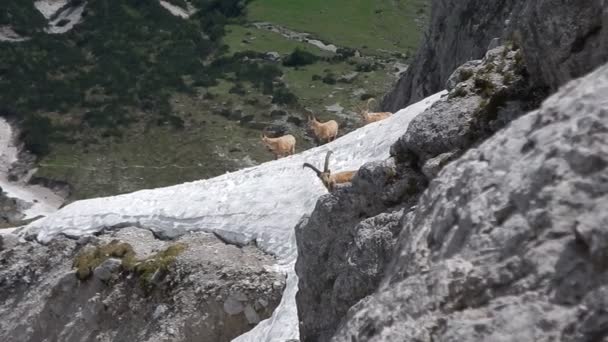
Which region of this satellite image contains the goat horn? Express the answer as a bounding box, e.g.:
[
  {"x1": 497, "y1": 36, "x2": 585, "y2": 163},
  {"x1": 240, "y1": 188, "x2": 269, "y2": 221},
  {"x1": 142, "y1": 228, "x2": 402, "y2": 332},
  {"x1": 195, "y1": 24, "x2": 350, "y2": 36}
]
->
[
  {"x1": 303, "y1": 163, "x2": 322, "y2": 177},
  {"x1": 366, "y1": 98, "x2": 377, "y2": 111},
  {"x1": 324, "y1": 150, "x2": 333, "y2": 172}
]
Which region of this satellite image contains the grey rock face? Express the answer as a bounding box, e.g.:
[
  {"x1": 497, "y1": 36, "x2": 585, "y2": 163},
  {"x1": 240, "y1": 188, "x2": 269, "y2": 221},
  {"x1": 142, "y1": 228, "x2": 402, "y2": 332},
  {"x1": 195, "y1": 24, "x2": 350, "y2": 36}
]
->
[
  {"x1": 295, "y1": 159, "x2": 426, "y2": 342},
  {"x1": 0, "y1": 227, "x2": 285, "y2": 342},
  {"x1": 332, "y1": 63, "x2": 608, "y2": 341},
  {"x1": 392, "y1": 45, "x2": 535, "y2": 171},
  {"x1": 0, "y1": 189, "x2": 24, "y2": 225},
  {"x1": 93, "y1": 258, "x2": 122, "y2": 282},
  {"x1": 296, "y1": 45, "x2": 540, "y2": 342},
  {"x1": 0, "y1": 232, "x2": 20, "y2": 251},
  {"x1": 382, "y1": 0, "x2": 608, "y2": 111}
]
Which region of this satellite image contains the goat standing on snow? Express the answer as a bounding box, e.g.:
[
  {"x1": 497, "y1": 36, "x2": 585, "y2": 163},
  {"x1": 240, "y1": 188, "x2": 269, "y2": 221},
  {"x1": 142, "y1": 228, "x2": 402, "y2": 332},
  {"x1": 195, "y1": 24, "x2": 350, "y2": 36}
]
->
[
  {"x1": 359, "y1": 98, "x2": 392, "y2": 124},
  {"x1": 261, "y1": 134, "x2": 296, "y2": 159},
  {"x1": 307, "y1": 116, "x2": 338, "y2": 144},
  {"x1": 303, "y1": 151, "x2": 355, "y2": 191}
]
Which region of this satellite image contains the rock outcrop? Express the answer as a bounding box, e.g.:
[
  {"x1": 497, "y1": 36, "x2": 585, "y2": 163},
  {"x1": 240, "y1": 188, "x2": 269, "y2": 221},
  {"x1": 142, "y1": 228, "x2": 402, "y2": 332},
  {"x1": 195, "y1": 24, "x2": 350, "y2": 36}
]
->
[
  {"x1": 332, "y1": 61, "x2": 608, "y2": 342},
  {"x1": 295, "y1": 43, "x2": 538, "y2": 342},
  {"x1": 0, "y1": 227, "x2": 285, "y2": 342},
  {"x1": 297, "y1": 2, "x2": 608, "y2": 339},
  {"x1": 295, "y1": 159, "x2": 426, "y2": 342},
  {"x1": 0, "y1": 189, "x2": 23, "y2": 225},
  {"x1": 382, "y1": 0, "x2": 608, "y2": 111}
]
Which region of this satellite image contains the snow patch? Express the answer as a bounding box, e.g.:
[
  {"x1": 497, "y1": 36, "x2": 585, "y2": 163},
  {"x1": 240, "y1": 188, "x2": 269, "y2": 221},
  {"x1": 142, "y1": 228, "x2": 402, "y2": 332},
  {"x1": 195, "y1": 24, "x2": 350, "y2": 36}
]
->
[
  {"x1": 253, "y1": 22, "x2": 338, "y2": 53},
  {"x1": 0, "y1": 26, "x2": 29, "y2": 42},
  {"x1": 34, "y1": 0, "x2": 69, "y2": 20},
  {"x1": 0, "y1": 118, "x2": 64, "y2": 219},
  {"x1": 34, "y1": 0, "x2": 86, "y2": 34},
  {"x1": 45, "y1": 2, "x2": 87, "y2": 34},
  {"x1": 24, "y1": 91, "x2": 446, "y2": 341},
  {"x1": 158, "y1": 0, "x2": 197, "y2": 19}
]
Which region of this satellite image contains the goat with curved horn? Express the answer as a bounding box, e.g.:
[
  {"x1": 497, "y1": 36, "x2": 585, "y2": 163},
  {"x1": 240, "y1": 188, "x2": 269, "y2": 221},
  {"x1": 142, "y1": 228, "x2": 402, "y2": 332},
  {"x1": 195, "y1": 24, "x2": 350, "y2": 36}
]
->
[
  {"x1": 302, "y1": 163, "x2": 322, "y2": 177},
  {"x1": 324, "y1": 150, "x2": 333, "y2": 172},
  {"x1": 359, "y1": 97, "x2": 392, "y2": 125},
  {"x1": 302, "y1": 151, "x2": 356, "y2": 191}
]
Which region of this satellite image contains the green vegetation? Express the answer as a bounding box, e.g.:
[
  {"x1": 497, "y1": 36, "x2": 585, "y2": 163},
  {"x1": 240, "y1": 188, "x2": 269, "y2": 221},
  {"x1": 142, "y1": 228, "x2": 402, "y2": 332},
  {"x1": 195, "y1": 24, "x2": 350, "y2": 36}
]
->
[
  {"x1": 222, "y1": 24, "x2": 331, "y2": 56},
  {"x1": 0, "y1": 0, "x2": 45, "y2": 35},
  {"x1": 73, "y1": 240, "x2": 188, "y2": 290},
  {"x1": 0, "y1": 0, "x2": 429, "y2": 200},
  {"x1": 1, "y1": 0, "x2": 249, "y2": 156},
  {"x1": 74, "y1": 240, "x2": 136, "y2": 280},
  {"x1": 247, "y1": 0, "x2": 429, "y2": 56},
  {"x1": 282, "y1": 48, "x2": 319, "y2": 67},
  {"x1": 134, "y1": 243, "x2": 187, "y2": 286}
]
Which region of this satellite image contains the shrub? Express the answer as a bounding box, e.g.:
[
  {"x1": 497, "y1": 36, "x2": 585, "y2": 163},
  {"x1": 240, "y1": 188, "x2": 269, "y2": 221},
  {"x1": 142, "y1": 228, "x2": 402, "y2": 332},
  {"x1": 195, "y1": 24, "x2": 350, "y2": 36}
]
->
[
  {"x1": 322, "y1": 73, "x2": 337, "y2": 85},
  {"x1": 20, "y1": 115, "x2": 52, "y2": 156},
  {"x1": 282, "y1": 48, "x2": 319, "y2": 67},
  {"x1": 272, "y1": 86, "x2": 298, "y2": 105}
]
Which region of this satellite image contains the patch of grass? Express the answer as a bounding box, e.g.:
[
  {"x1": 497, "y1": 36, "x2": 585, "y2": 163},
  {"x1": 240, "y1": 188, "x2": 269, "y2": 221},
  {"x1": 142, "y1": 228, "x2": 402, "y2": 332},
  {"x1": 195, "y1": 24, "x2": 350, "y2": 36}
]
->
[
  {"x1": 247, "y1": 0, "x2": 429, "y2": 56},
  {"x1": 460, "y1": 69, "x2": 474, "y2": 82},
  {"x1": 474, "y1": 75, "x2": 496, "y2": 98},
  {"x1": 449, "y1": 86, "x2": 468, "y2": 99},
  {"x1": 73, "y1": 240, "x2": 136, "y2": 280},
  {"x1": 134, "y1": 243, "x2": 188, "y2": 286},
  {"x1": 223, "y1": 25, "x2": 330, "y2": 56},
  {"x1": 73, "y1": 240, "x2": 188, "y2": 290}
]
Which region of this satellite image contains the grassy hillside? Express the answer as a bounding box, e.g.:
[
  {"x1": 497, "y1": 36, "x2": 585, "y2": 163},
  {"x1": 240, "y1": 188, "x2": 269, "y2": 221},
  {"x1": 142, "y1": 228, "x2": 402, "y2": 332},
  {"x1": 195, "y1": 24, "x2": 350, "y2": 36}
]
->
[
  {"x1": 248, "y1": 0, "x2": 428, "y2": 55},
  {"x1": 0, "y1": 0, "x2": 428, "y2": 200}
]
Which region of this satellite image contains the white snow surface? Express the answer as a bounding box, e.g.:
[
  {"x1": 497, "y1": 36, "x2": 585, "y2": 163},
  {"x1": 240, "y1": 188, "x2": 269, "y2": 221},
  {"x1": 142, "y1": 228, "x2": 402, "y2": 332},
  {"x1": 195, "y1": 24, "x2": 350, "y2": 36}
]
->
[
  {"x1": 0, "y1": 26, "x2": 29, "y2": 42},
  {"x1": 46, "y1": 2, "x2": 87, "y2": 34},
  {"x1": 24, "y1": 91, "x2": 446, "y2": 341},
  {"x1": 158, "y1": 0, "x2": 197, "y2": 19},
  {"x1": 34, "y1": 0, "x2": 69, "y2": 19},
  {"x1": 34, "y1": 0, "x2": 87, "y2": 34},
  {"x1": 0, "y1": 119, "x2": 64, "y2": 219}
]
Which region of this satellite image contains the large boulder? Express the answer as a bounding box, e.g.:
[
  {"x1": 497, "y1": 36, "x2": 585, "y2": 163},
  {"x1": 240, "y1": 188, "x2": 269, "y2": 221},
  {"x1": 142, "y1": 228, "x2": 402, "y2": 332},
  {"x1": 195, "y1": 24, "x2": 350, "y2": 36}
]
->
[
  {"x1": 295, "y1": 160, "x2": 427, "y2": 342},
  {"x1": 382, "y1": 0, "x2": 608, "y2": 111},
  {"x1": 0, "y1": 227, "x2": 285, "y2": 342},
  {"x1": 332, "y1": 62, "x2": 608, "y2": 341},
  {"x1": 392, "y1": 45, "x2": 538, "y2": 169},
  {"x1": 296, "y1": 44, "x2": 538, "y2": 342}
]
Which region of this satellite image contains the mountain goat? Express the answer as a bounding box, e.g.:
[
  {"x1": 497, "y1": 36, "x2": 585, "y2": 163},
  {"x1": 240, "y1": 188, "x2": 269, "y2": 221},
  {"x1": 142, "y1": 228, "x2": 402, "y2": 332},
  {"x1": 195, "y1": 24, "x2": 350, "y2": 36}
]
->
[
  {"x1": 302, "y1": 151, "x2": 355, "y2": 191},
  {"x1": 359, "y1": 98, "x2": 392, "y2": 124},
  {"x1": 307, "y1": 116, "x2": 338, "y2": 144},
  {"x1": 261, "y1": 134, "x2": 296, "y2": 159}
]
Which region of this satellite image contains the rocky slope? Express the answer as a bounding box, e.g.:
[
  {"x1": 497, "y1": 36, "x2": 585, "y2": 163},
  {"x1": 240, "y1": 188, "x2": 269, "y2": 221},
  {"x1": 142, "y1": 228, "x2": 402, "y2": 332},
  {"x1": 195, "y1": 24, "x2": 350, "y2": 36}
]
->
[
  {"x1": 295, "y1": 41, "x2": 538, "y2": 342},
  {"x1": 382, "y1": 0, "x2": 608, "y2": 111},
  {"x1": 0, "y1": 227, "x2": 285, "y2": 342},
  {"x1": 296, "y1": 2, "x2": 608, "y2": 341},
  {"x1": 332, "y1": 59, "x2": 608, "y2": 342}
]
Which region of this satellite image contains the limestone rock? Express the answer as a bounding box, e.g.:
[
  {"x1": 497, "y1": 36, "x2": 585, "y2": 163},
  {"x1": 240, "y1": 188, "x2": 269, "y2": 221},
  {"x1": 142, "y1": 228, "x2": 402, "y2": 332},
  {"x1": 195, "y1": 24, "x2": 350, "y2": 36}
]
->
[
  {"x1": 0, "y1": 227, "x2": 285, "y2": 342},
  {"x1": 92, "y1": 258, "x2": 121, "y2": 282},
  {"x1": 332, "y1": 62, "x2": 608, "y2": 342},
  {"x1": 295, "y1": 157, "x2": 426, "y2": 342},
  {"x1": 382, "y1": 0, "x2": 608, "y2": 111}
]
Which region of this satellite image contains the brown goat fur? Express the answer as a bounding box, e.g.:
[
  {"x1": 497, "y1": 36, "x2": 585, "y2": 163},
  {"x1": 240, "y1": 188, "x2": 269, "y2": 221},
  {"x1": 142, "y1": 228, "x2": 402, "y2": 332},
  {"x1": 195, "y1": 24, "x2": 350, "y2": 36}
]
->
[
  {"x1": 302, "y1": 151, "x2": 355, "y2": 191},
  {"x1": 359, "y1": 98, "x2": 392, "y2": 124},
  {"x1": 261, "y1": 134, "x2": 296, "y2": 159},
  {"x1": 307, "y1": 116, "x2": 339, "y2": 144}
]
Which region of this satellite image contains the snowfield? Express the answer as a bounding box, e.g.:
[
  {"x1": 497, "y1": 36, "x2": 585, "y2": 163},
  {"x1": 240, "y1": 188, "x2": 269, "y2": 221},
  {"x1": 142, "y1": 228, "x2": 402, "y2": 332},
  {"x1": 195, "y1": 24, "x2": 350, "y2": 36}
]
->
[
  {"x1": 158, "y1": 0, "x2": 197, "y2": 19},
  {"x1": 0, "y1": 26, "x2": 29, "y2": 42},
  {"x1": 33, "y1": 0, "x2": 87, "y2": 35},
  {"x1": 0, "y1": 119, "x2": 63, "y2": 219},
  {"x1": 23, "y1": 91, "x2": 446, "y2": 341},
  {"x1": 34, "y1": 0, "x2": 69, "y2": 19}
]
